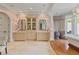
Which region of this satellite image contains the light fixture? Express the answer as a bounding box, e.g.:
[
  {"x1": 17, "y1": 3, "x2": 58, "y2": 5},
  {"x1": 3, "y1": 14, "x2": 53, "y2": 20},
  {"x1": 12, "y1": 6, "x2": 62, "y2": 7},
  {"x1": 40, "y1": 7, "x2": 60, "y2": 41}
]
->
[{"x1": 72, "y1": 8, "x2": 79, "y2": 15}]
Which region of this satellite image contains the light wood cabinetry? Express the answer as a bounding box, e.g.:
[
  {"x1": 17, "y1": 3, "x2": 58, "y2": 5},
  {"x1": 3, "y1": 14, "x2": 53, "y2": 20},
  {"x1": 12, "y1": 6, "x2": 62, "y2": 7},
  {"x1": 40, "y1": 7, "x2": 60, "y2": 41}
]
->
[
  {"x1": 13, "y1": 17, "x2": 37, "y2": 41},
  {"x1": 13, "y1": 31, "x2": 26, "y2": 41},
  {"x1": 13, "y1": 17, "x2": 49, "y2": 41},
  {"x1": 37, "y1": 31, "x2": 49, "y2": 41},
  {"x1": 27, "y1": 31, "x2": 37, "y2": 40},
  {"x1": 13, "y1": 31, "x2": 37, "y2": 41},
  {"x1": 27, "y1": 17, "x2": 36, "y2": 30},
  {"x1": 13, "y1": 31, "x2": 49, "y2": 41}
]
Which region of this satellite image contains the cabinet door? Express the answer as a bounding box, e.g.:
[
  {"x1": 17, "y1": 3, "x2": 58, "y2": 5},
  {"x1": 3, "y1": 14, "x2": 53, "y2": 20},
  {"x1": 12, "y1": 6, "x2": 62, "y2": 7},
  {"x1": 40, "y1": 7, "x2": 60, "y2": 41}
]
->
[
  {"x1": 37, "y1": 32, "x2": 49, "y2": 41},
  {"x1": 27, "y1": 17, "x2": 36, "y2": 30},
  {"x1": 13, "y1": 32, "x2": 26, "y2": 41},
  {"x1": 27, "y1": 23, "x2": 31, "y2": 30},
  {"x1": 39, "y1": 20, "x2": 46, "y2": 30},
  {"x1": 27, "y1": 18, "x2": 31, "y2": 30},
  {"x1": 32, "y1": 18, "x2": 36, "y2": 30},
  {"x1": 32, "y1": 23, "x2": 36, "y2": 30},
  {"x1": 27, "y1": 31, "x2": 36, "y2": 40}
]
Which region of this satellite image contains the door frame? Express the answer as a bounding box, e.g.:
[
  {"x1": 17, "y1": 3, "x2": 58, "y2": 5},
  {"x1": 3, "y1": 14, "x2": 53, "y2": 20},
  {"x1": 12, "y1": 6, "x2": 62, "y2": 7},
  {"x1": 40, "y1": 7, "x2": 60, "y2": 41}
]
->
[{"x1": 0, "y1": 10, "x2": 13, "y2": 42}]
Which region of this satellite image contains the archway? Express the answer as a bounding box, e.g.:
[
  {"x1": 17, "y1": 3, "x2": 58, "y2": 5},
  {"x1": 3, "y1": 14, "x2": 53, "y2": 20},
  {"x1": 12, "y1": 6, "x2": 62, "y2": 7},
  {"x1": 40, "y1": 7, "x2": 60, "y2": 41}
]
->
[{"x1": 0, "y1": 12, "x2": 11, "y2": 42}]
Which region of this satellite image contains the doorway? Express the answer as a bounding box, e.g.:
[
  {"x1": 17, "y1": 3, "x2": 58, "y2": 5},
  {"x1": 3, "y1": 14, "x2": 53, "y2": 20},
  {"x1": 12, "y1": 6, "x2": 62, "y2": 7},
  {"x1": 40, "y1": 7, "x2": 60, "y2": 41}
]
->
[{"x1": 0, "y1": 12, "x2": 10, "y2": 42}]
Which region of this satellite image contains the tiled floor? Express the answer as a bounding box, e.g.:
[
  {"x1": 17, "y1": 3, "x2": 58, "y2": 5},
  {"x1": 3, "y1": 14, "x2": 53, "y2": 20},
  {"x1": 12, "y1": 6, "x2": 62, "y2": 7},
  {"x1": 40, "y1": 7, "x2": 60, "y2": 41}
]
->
[{"x1": 7, "y1": 41, "x2": 56, "y2": 55}]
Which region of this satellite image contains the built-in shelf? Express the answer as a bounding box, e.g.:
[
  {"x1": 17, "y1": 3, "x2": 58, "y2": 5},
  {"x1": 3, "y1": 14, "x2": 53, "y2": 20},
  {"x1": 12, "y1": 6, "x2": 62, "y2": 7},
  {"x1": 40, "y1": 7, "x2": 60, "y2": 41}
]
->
[{"x1": 13, "y1": 17, "x2": 49, "y2": 41}]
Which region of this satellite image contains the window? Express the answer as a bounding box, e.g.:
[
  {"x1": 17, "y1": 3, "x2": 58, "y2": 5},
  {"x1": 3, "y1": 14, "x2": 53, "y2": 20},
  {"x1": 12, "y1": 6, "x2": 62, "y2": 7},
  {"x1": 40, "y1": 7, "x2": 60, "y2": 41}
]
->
[
  {"x1": 66, "y1": 18, "x2": 72, "y2": 34},
  {"x1": 76, "y1": 16, "x2": 79, "y2": 35},
  {"x1": 65, "y1": 15, "x2": 79, "y2": 37}
]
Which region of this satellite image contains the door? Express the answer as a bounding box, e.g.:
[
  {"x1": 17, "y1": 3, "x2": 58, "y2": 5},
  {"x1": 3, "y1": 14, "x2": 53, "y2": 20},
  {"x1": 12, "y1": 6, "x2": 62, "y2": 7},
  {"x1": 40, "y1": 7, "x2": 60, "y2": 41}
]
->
[{"x1": 0, "y1": 12, "x2": 10, "y2": 42}]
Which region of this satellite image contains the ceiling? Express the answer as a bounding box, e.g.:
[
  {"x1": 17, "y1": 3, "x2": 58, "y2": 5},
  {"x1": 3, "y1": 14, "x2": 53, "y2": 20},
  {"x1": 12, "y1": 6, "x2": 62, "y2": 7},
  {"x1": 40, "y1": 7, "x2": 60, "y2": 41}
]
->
[
  {"x1": 52, "y1": 3, "x2": 78, "y2": 16},
  {"x1": 0, "y1": 3, "x2": 52, "y2": 16},
  {"x1": 0, "y1": 3, "x2": 79, "y2": 16}
]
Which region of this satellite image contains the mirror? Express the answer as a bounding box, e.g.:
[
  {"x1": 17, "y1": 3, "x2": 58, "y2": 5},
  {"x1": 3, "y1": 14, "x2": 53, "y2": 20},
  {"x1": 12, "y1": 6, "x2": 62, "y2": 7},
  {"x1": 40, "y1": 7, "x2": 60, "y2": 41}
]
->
[{"x1": 39, "y1": 20, "x2": 46, "y2": 30}]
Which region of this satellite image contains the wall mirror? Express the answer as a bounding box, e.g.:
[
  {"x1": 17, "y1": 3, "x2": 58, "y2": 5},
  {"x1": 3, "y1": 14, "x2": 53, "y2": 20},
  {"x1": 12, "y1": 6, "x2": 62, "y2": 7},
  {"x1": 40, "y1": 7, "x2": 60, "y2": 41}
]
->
[{"x1": 39, "y1": 20, "x2": 46, "y2": 30}]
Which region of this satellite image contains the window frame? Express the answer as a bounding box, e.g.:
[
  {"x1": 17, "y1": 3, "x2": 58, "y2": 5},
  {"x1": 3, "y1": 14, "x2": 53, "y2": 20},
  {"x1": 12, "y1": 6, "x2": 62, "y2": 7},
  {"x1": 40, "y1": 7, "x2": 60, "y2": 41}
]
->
[
  {"x1": 75, "y1": 15, "x2": 79, "y2": 36},
  {"x1": 65, "y1": 16, "x2": 73, "y2": 35}
]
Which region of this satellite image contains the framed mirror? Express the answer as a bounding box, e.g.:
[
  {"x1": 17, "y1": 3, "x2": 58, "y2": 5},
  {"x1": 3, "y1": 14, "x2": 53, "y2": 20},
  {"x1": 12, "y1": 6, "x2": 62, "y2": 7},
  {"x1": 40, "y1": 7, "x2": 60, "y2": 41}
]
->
[{"x1": 39, "y1": 20, "x2": 46, "y2": 30}]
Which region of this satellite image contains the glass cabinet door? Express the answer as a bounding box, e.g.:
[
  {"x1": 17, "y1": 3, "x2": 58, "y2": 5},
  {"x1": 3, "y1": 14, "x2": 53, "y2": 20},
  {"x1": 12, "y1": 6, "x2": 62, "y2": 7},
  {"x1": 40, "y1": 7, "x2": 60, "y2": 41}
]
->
[
  {"x1": 27, "y1": 18, "x2": 31, "y2": 23},
  {"x1": 21, "y1": 20, "x2": 26, "y2": 31},
  {"x1": 32, "y1": 23, "x2": 36, "y2": 30},
  {"x1": 16, "y1": 17, "x2": 36, "y2": 31},
  {"x1": 27, "y1": 17, "x2": 36, "y2": 30},
  {"x1": 27, "y1": 23, "x2": 31, "y2": 30},
  {"x1": 39, "y1": 20, "x2": 46, "y2": 30},
  {"x1": 27, "y1": 18, "x2": 31, "y2": 30},
  {"x1": 32, "y1": 18, "x2": 36, "y2": 30},
  {"x1": 32, "y1": 18, "x2": 36, "y2": 22},
  {"x1": 16, "y1": 19, "x2": 26, "y2": 31}
]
